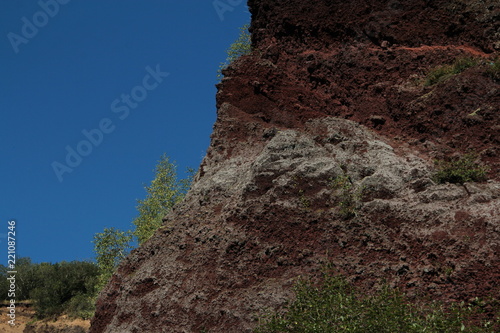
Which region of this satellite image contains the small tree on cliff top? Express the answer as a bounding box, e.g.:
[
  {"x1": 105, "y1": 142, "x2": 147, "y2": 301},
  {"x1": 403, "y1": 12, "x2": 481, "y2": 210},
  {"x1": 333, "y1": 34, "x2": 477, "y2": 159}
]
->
[
  {"x1": 217, "y1": 23, "x2": 252, "y2": 80},
  {"x1": 93, "y1": 154, "x2": 193, "y2": 292}
]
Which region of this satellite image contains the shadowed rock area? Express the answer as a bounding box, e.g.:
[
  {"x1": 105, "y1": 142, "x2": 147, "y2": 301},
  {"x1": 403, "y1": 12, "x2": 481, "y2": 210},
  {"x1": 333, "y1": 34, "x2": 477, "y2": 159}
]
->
[{"x1": 90, "y1": 1, "x2": 499, "y2": 332}]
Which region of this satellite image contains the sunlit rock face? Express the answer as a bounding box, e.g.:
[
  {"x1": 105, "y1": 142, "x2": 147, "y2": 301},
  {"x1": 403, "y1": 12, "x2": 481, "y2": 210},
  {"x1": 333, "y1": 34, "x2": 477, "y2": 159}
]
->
[{"x1": 91, "y1": 1, "x2": 500, "y2": 332}]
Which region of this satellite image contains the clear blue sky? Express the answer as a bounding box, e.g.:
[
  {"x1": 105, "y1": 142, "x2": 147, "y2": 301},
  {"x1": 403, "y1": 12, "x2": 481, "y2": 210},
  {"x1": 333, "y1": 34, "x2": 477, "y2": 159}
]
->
[{"x1": 0, "y1": 0, "x2": 250, "y2": 263}]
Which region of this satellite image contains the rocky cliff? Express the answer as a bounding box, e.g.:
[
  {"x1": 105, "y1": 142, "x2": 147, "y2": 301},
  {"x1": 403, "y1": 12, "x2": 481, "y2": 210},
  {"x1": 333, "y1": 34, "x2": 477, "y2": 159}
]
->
[{"x1": 90, "y1": 1, "x2": 500, "y2": 332}]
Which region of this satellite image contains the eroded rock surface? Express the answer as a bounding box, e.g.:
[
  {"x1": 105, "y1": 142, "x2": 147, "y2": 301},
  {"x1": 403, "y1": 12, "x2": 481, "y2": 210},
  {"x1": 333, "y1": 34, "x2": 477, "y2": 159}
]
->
[{"x1": 91, "y1": 1, "x2": 499, "y2": 332}]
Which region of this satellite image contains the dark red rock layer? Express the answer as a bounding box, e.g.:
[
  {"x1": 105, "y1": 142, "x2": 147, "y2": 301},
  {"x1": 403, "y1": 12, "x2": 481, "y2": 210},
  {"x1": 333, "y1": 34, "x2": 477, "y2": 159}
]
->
[{"x1": 220, "y1": 0, "x2": 500, "y2": 176}]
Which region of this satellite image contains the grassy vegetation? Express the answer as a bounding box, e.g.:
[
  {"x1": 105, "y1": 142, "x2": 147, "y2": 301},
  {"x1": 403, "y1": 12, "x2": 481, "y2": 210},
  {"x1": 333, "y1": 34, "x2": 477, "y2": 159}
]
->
[
  {"x1": 424, "y1": 57, "x2": 479, "y2": 86},
  {"x1": 255, "y1": 273, "x2": 499, "y2": 332},
  {"x1": 424, "y1": 55, "x2": 500, "y2": 85},
  {"x1": 433, "y1": 154, "x2": 489, "y2": 184}
]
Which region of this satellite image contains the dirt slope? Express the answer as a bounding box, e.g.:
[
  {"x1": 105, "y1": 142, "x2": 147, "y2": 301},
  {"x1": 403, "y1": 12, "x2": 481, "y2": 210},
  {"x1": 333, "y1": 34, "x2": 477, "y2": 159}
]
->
[
  {"x1": 0, "y1": 304, "x2": 33, "y2": 333},
  {"x1": 91, "y1": 1, "x2": 499, "y2": 332},
  {"x1": 0, "y1": 304, "x2": 89, "y2": 333}
]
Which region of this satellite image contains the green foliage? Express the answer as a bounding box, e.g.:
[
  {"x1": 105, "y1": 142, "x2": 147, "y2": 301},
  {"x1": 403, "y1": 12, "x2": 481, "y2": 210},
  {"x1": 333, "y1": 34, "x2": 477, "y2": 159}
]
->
[
  {"x1": 29, "y1": 261, "x2": 99, "y2": 318},
  {"x1": 0, "y1": 257, "x2": 33, "y2": 301},
  {"x1": 0, "y1": 257, "x2": 41, "y2": 301},
  {"x1": 330, "y1": 175, "x2": 362, "y2": 219},
  {"x1": 132, "y1": 154, "x2": 191, "y2": 244},
  {"x1": 424, "y1": 57, "x2": 479, "y2": 86},
  {"x1": 298, "y1": 189, "x2": 311, "y2": 208},
  {"x1": 433, "y1": 154, "x2": 489, "y2": 184},
  {"x1": 92, "y1": 227, "x2": 133, "y2": 288},
  {"x1": 0, "y1": 259, "x2": 100, "y2": 319},
  {"x1": 217, "y1": 23, "x2": 252, "y2": 81},
  {"x1": 255, "y1": 273, "x2": 498, "y2": 333},
  {"x1": 92, "y1": 154, "x2": 192, "y2": 298},
  {"x1": 15, "y1": 257, "x2": 41, "y2": 300},
  {"x1": 65, "y1": 293, "x2": 96, "y2": 320},
  {"x1": 486, "y1": 58, "x2": 500, "y2": 81}
]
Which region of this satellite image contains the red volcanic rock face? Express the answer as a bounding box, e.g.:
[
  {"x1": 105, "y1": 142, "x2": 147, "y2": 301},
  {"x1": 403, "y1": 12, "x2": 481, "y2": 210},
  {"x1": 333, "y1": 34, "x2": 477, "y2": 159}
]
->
[
  {"x1": 222, "y1": 0, "x2": 500, "y2": 176},
  {"x1": 91, "y1": 1, "x2": 499, "y2": 332}
]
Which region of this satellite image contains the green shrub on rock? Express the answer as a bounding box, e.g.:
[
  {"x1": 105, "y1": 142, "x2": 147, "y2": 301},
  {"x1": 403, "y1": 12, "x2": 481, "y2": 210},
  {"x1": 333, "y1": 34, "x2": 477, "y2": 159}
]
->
[
  {"x1": 330, "y1": 175, "x2": 362, "y2": 219},
  {"x1": 433, "y1": 154, "x2": 489, "y2": 184}
]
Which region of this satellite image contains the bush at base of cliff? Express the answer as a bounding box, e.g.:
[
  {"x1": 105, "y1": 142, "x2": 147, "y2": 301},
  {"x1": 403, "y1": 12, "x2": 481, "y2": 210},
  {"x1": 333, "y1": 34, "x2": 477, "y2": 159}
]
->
[
  {"x1": 65, "y1": 293, "x2": 96, "y2": 320},
  {"x1": 0, "y1": 258, "x2": 100, "y2": 320},
  {"x1": 29, "y1": 261, "x2": 100, "y2": 319},
  {"x1": 255, "y1": 273, "x2": 498, "y2": 333},
  {"x1": 433, "y1": 154, "x2": 489, "y2": 184}
]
